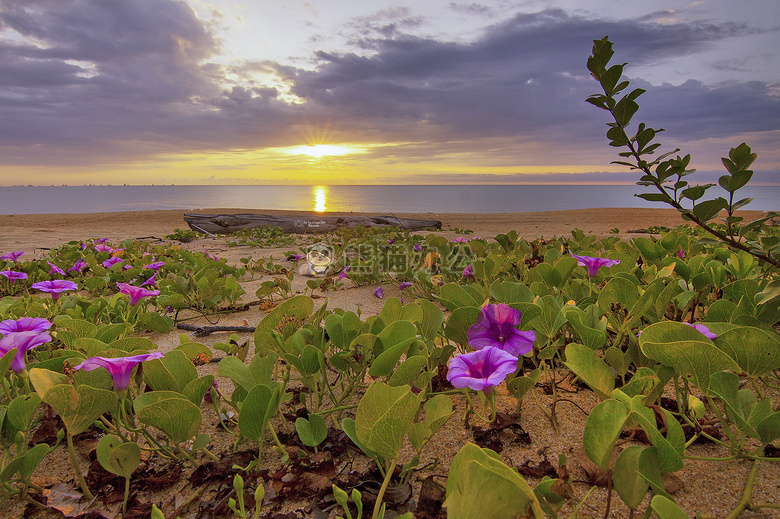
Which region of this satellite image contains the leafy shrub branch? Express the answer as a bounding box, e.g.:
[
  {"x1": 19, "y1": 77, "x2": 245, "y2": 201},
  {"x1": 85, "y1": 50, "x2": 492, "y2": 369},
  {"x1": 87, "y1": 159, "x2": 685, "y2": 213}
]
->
[{"x1": 586, "y1": 36, "x2": 779, "y2": 269}]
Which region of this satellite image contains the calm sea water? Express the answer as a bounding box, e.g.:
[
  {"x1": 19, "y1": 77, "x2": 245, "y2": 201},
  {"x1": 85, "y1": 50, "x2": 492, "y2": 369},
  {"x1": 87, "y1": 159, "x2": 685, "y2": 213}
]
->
[{"x1": 1, "y1": 184, "x2": 778, "y2": 215}]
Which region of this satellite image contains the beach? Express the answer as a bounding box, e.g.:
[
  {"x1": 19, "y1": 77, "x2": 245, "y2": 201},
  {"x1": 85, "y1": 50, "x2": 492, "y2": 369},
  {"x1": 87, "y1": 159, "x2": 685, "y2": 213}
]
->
[
  {"x1": 1, "y1": 206, "x2": 751, "y2": 254},
  {"x1": 2, "y1": 206, "x2": 778, "y2": 518}
]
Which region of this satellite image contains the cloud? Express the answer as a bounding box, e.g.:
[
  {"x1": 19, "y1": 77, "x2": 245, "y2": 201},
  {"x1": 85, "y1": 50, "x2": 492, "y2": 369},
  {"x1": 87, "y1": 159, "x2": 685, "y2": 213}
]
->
[{"x1": 0, "y1": 0, "x2": 777, "y2": 178}]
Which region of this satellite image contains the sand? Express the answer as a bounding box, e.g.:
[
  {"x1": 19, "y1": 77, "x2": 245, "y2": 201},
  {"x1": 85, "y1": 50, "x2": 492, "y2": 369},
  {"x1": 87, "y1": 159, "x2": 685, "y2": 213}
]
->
[{"x1": 1, "y1": 207, "x2": 778, "y2": 518}]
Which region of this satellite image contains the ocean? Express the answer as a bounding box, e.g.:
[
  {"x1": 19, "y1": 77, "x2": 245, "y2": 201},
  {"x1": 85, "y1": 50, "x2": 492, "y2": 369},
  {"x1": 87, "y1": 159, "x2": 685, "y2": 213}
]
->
[{"x1": 1, "y1": 184, "x2": 778, "y2": 215}]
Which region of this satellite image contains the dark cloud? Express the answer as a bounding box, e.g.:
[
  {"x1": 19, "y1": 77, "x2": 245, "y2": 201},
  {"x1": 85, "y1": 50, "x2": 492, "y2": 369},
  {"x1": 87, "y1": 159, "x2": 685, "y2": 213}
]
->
[{"x1": 0, "y1": 0, "x2": 778, "y2": 176}]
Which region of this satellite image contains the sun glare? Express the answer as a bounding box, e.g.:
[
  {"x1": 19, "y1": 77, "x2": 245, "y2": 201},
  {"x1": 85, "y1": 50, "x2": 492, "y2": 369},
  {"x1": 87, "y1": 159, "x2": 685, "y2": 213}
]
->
[
  {"x1": 280, "y1": 144, "x2": 365, "y2": 158},
  {"x1": 313, "y1": 185, "x2": 327, "y2": 212}
]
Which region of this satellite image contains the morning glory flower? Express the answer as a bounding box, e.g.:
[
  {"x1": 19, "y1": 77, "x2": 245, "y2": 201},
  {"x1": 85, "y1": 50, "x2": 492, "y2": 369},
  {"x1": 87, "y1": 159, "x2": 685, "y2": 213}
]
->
[
  {"x1": 102, "y1": 257, "x2": 124, "y2": 268},
  {"x1": 68, "y1": 259, "x2": 88, "y2": 273},
  {"x1": 204, "y1": 250, "x2": 219, "y2": 261},
  {"x1": 94, "y1": 243, "x2": 113, "y2": 252},
  {"x1": 413, "y1": 243, "x2": 423, "y2": 252},
  {"x1": 0, "y1": 330, "x2": 52, "y2": 372},
  {"x1": 677, "y1": 250, "x2": 685, "y2": 259},
  {"x1": 48, "y1": 262, "x2": 66, "y2": 276},
  {"x1": 462, "y1": 264, "x2": 474, "y2": 279},
  {"x1": 94, "y1": 238, "x2": 109, "y2": 244},
  {"x1": 447, "y1": 346, "x2": 518, "y2": 393},
  {"x1": 571, "y1": 254, "x2": 621, "y2": 278},
  {"x1": 0, "y1": 271, "x2": 27, "y2": 282},
  {"x1": 31, "y1": 279, "x2": 78, "y2": 300},
  {"x1": 74, "y1": 352, "x2": 164, "y2": 390},
  {"x1": 144, "y1": 261, "x2": 165, "y2": 270},
  {"x1": 374, "y1": 286, "x2": 383, "y2": 298},
  {"x1": 399, "y1": 282, "x2": 413, "y2": 290},
  {"x1": 0, "y1": 251, "x2": 24, "y2": 262},
  {"x1": 287, "y1": 254, "x2": 304, "y2": 262},
  {"x1": 140, "y1": 273, "x2": 156, "y2": 287},
  {"x1": 387, "y1": 238, "x2": 396, "y2": 244},
  {"x1": 0, "y1": 317, "x2": 52, "y2": 334},
  {"x1": 338, "y1": 266, "x2": 351, "y2": 281},
  {"x1": 685, "y1": 322, "x2": 717, "y2": 340},
  {"x1": 467, "y1": 303, "x2": 536, "y2": 357},
  {"x1": 116, "y1": 282, "x2": 160, "y2": 305},
  {"x1": 452, "y1": 237, "x2": 468, "y2": 243}
]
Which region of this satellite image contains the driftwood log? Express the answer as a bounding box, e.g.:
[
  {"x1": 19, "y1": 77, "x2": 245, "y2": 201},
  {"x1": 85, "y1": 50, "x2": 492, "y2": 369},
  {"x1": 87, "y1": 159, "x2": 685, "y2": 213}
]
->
[{"x1": 183, "y1": 213, "x2": 442, "y2": 235}]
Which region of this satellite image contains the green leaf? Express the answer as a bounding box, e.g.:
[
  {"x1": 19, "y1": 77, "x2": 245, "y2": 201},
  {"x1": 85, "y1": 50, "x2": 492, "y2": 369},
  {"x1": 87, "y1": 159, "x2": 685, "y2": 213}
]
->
[
  {"x1": 444, "y1": 443, "x2": 544, "y2": 519},
  {"x1": 583, "y1": 399, "x2": 628, "y2": 470},
  {"x1": 254, "y1": 295, "x2": 313, "y2": 356},
  {"x1": 692, "y1": 198, "x2": 728, "y2": 222},
  {"x1": 134, "y1": 391, "x2": 201, "y2": 444},
  {"x1": 7, "y1": 393, "x2": 42, "y2": 432},
  {"x1": 43, "y1": 384, "x2": 118, "y2": 436},
  {"x1": 96, "y1": 435, "x2": 141, "y2": 478},
  {"x1": 613, "y1": 446, "x2": 649, "y2": 509},
  {"x1": 370, "y1": 321, "x2": 418, "y2": 377},
  {"x1": 562, "y1": 343, "x2": 614, "y2": 400},
  {"x1": 355, "y1": 382, "x2": 421, "y2": 461},
  {"x1": 237, "y1": 384, "x2": 281, "y2": 443},
  {"x1": 295, "y1": 414, "x2": 328, "y2": 447},
  {"x1": 639, "y1": 322, "x2": 739, "y2": 392},
  {"x1": 444, "y1": 306, "x2": 481, "y2": 347},
  {"x1": 650, "y1": 495, "x2": 690, "y2": 519},
  {"x1": 408, "y1": 394, "x2": 453, "y2": 453},
  {"x1": 143, "y1": 350, "x2": 197, "y2": 393},
  {"x1": 713, "y1": 326, "x2": 780, "y2": 378}
]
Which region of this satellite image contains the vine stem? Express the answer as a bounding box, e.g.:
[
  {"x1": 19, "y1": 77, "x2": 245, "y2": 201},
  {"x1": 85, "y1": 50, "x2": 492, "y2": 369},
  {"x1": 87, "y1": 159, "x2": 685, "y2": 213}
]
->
[
  {"x1": 724, "y1": 459, "x2": 759, "y2": 519},
  {"x1": 66, "y1": 433, "x2": 94, "y2": 500},
  {"x1": 372, "y1": 459, "x2": 397, "y2": 519}
]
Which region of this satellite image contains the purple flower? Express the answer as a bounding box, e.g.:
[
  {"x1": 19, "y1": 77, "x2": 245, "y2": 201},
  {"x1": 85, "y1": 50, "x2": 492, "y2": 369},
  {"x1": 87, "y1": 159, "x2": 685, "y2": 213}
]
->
[
  {"x1": 94, "y1": 243, "x2": 113, "y2": 252},
  {"x1": 677, "y1": 250, "x2": 685, "y2": 259},
  {"x1": 287, "y1": 255, "x2": 304, "y2": 262},
  {"x1": 144, "y1": 261, "x2": 166, "y2": 270},
  {"x1": 413, "y1": 243, "x2": 422, "y2": 252},
  {"x1": 447, "y1": 346, "x2": 518, "y2": 393},
  {"x1": 68, "y1": 259, "x2": 88, "y2": 273},
  {"x1": 0, "y1": 251, "x2": 24, "y2": 262},
  {"x1": 102, "y1": 257, "x2": 124, "y2": 268},
  {"x1": 116, "y1": 282, "x2": 160, "y2": 305},
  {"x1": 0, "y1": 317, "x2": 52, "y2": 334},
  {"x1": 452, "y1": 237, "x2": 468, "y2": 243},
  {"x1": 0, "y1": 271, "x2": 27, "y2": 282},
  {"x1": 571, "y1": 254, "x2": 620, "y2": 278},
  {"x1": 48, "y1": 262, "x2": 66, "y2": 276},
  {"x1": 685, "y1": 322, "x2": 717, "y2": 340},
  {"x1": 31, "y1": 279, "x2": 78, "y2": 300},
  {"x1": 462, "y1": 264, "x2": 474, "y2": 279},
  {"x1": 470, "y1": 236, "x2": 482, "y2": 241},
  {"x1": 0, "y1": 330, "x2": 52, "y2": 372},
  {"x1": 140, "y1": 273, "x2": 157, "y2": 287},
  {"x1": 74, "y1": 352, "x2": 164, "y2": 390},
  {"x1": 204, "y1": 250, "x2": 219, "y2": 261},
  {"x1": 338, "y1": 266, "x2": 351, "y2": 281},
  {"x1": 387, "y1": 238, "x2": 396, "y2": 244},
  {"x1": 374, "y1": 286, "x2": 383, "y2": 298},
  {"x1": 467, "y1": 303, "x2": 536, "y2": 357},
  {"x1": 204, "y1": 380, "x2": 223, "y2": 403},
  {"x1": 94, "y1": 238, "x2": 109, "y2": 244},
  {"x1": 399, "y1": 282, "x2": 413, "y2": 290}
]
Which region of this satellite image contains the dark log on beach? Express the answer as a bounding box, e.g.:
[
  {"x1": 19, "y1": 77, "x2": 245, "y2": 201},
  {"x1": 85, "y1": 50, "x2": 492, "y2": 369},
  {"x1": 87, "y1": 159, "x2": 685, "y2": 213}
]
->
[{"x1": 183, "y1": 213, "x2": 442, "y2": 235}]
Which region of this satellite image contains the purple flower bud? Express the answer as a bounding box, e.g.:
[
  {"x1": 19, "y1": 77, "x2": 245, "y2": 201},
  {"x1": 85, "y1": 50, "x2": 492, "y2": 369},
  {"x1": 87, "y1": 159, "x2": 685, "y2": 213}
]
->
[
  {"x1": 374, "y1": 286, "x2": 383, "y2": 298},
  {"x1": 685, "y1": 322, "x2": 717, "y2": 340},
  {"x1": 48, "y1": 262, "x2": 66, "y2": 276},
  {"x1": 399, "y1": 282, "x2": 413, "y2": 290}
]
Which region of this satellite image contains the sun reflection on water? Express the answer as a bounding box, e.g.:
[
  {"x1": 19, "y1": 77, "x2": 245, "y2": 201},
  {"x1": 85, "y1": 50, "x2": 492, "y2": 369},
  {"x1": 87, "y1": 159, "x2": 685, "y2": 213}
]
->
[{"x1": 313, "y1": 185, "x2": 327, "y2": 212}]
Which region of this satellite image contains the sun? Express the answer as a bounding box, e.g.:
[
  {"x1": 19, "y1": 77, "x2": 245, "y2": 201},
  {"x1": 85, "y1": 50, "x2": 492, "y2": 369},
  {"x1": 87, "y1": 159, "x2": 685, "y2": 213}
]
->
[{"x1": 279, "y1": 144, "x2": 365, "y2": 159}]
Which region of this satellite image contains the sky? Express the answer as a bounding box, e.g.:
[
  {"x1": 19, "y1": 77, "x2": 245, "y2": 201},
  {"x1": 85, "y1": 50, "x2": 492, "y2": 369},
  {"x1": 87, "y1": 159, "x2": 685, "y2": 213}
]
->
[{"x1": 0, "y1": 0, "x2": 779, "y2": 186}]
